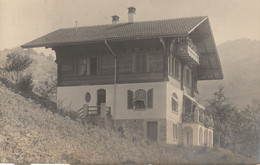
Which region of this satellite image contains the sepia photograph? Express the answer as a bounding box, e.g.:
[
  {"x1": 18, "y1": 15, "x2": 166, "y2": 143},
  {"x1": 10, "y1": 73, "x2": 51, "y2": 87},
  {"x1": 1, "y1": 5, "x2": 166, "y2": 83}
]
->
[{"x1": 0, "y1": 0, "x2": 259, "y2": 164}]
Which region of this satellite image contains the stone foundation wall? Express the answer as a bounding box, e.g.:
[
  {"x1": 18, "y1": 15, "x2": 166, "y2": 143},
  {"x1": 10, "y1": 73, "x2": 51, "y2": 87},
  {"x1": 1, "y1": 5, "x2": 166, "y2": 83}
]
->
[
  {"x1": 166, "y1": 118, "x2": 182, "y2": 144},
  {"x1": 115, "y1": 118, "x2": 167, "y2": 143},
  {"x1": 115, "y1": 119, "x2": 144, "y2": 137}
]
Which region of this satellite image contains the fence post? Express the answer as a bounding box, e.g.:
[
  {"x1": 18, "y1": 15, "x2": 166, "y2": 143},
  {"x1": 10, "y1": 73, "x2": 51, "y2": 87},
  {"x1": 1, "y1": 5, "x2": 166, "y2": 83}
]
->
[
  {"x1": 83, "y1": 104, "x2": 89, "y2": 118},
  {"x1": 100, "y1": 103, "x2": 106, "y2": 118}
]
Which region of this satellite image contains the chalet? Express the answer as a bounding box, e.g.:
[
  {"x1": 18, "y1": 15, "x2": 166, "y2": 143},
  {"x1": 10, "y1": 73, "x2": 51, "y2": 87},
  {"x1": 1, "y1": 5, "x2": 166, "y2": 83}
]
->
[{"x1": 22, "y1": 7, "x2": 223, "y2": 147}]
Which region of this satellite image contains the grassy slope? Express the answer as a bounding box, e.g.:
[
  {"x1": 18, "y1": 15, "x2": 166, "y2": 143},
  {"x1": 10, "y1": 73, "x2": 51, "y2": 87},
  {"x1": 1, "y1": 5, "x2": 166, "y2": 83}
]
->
[{"x1": 0, "y1": 84, "x2": 253, "y2": 164}]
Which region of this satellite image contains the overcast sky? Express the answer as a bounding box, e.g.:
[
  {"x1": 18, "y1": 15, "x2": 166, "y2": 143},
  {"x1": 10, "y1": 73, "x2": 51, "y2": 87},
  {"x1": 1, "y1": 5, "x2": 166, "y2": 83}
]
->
[{"x1": 0, "y1": 0, "x2": 259, "y2": 53}]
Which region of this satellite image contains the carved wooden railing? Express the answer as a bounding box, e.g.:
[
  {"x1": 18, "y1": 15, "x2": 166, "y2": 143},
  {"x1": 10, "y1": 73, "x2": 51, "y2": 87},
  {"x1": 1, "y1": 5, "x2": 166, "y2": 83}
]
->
[{"x1": 182, "y1": 109, "x2": 213, "y2": 128}]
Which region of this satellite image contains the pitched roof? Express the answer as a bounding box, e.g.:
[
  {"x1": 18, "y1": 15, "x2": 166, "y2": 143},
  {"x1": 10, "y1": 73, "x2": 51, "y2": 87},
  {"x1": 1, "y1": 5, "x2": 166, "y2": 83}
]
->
[{"x1": 21, "y1": 16, "x2": 207, "y2": 48}]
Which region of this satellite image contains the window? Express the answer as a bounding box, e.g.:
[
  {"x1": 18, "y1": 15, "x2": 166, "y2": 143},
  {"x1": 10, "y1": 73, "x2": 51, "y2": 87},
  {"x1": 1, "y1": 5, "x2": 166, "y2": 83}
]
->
[
  {"x1": 90, "y1": 57, "x2": 98, "y2": 75},
  {"x1": 174, "y1": 60, "x2": 180, "y2": 79},
  {"x1": 134, "y1": 89, "x2": 146, "y2": 109},
  {"x1": 171, "y1": 93, "x2": 178, "y2": 112},
  {"x1": 169, "y1": 56, "x2": 173, "y2": 75},
  {"x1": 134, "y1": 100, "x2": 146, "y2": 109},
  {"x1": 133, "y1": 55, "x2": 149, "y2": 73},
  {"x1": 60, "y1": 60, "x2": 74, "y2": 76},
  {"x1": 173, "y1": 123, "x2": 178, "y2": 140},
  {"x1": 77, "y1": 59, "x2": 87, "y2": 76},
  {"x1": 169, "y1": 56, "x2": 180, "y2": 79},
  {"x1": 127, "y1": 89, "x2": 153, "y2": 110},
  {"x1": 185, "y1": 67, "x2": 191, "y2": 87},
  {"x1": 75, "y1": 56, "x2": 100, "y2": 76}
]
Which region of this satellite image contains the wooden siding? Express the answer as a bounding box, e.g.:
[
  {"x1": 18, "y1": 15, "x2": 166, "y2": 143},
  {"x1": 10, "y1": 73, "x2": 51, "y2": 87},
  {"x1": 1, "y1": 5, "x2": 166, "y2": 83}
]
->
[
  {"x1": 54, "y1": 38, "x2": 199, "y2": 99},
  {"x1": 118, "y1": 72, "x2": 163, "y2": 83},
  {"x1": 54, "y1": 39, "x2": 165, "y2": 86},
  {"x1": 101, "y1": 55, "x2": 114, "y2": 75},
  {"x1": 60, "y1": 75, "x2": 114, "y2": 86}
]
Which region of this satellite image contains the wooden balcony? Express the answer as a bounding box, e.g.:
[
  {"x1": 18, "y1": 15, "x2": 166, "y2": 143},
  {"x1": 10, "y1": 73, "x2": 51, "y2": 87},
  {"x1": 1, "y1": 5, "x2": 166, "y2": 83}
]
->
[
  {"x1": 182, "y1": 108, "x2": 213, "y2": 128},
  {"x1": 175, "y1": 43, "x2": 200, "y2": 65}
]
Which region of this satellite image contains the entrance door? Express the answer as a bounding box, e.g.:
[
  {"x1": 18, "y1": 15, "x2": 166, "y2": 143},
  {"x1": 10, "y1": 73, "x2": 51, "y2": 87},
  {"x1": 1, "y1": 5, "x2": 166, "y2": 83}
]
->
[
  {"x1": 183, "y1": 126, "x2": 193, "y2": 145},
  {"x1": 97, "y1": 89, "x2": 106, "y2": 115},
  {"x1": 147, "y1": 122, "x2": 158, "y2": 141}
]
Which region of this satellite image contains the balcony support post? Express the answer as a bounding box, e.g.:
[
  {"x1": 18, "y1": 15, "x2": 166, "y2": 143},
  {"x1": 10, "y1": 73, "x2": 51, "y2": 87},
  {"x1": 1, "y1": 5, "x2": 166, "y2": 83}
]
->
[{"x1": 194, "y1": 107, "x2": 199, "y2": 123}]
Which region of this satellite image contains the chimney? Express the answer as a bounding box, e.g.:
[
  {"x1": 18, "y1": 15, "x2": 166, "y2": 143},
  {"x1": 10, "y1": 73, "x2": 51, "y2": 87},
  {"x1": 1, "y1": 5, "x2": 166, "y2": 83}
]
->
[
  {"x1": 112, "y1": 15, "x2": 120, "y2": 24},
  {"x1": 128, "y1": 6, "x2": 136, "y2": 23}
]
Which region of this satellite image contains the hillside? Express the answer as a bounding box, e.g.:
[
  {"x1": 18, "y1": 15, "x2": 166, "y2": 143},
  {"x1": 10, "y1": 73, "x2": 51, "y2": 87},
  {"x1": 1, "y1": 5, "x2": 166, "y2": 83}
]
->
[
  {"x1": 0, "y1": 47, "x2": 56, "y2": 83},
  {"x1": 0, "y1": 81, "x2": 253, "y2": 164},
  {"x1": 198, "y1": 38, "x2": 260, "y2": 108}
]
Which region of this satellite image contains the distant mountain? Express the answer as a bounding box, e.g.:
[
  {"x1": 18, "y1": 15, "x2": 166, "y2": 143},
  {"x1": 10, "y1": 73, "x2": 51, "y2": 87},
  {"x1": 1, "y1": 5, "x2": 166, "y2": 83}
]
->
[{"x1": 198, "y1": 38, "x2": 260, "y2": 108}]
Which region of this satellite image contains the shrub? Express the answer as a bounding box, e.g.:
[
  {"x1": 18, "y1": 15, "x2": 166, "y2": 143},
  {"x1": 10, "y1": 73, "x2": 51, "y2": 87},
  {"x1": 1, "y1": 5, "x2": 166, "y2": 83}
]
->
[
  {"x1": 4, "y1": 52, "x2": 33, "y2": 81},
  {"x1": 17, "y1": 74, "x2": 34, "y2": 92},
  {"x1": 34, "y1": 74, "x2": 57, "y2": 100}
]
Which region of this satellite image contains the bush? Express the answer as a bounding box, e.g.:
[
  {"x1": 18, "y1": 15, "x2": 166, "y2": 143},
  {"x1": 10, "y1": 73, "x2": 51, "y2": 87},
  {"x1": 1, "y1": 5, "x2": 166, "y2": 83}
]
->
[
  {"x1": 4, "y1": 52, "x2": 33, "y2": 82},
  {"x1": 17, "y1": 74, "x2": 34, "y2": 92},
  {"x1": 34, "y1": 74, "x2": 57, "y2": 100}
]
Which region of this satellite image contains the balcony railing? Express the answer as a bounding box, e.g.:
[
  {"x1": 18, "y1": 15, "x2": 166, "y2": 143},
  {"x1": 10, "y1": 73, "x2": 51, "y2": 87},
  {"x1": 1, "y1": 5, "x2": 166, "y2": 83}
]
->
[
  {"x1": 182, "y1": 109, "x2": 213, "y2": 128},
  {"x1": 175, "y1": 43, "x2": 200, "y2": 65},
  {"x1": 76, "y1": 104, "x2": 112, "y2": 119}
]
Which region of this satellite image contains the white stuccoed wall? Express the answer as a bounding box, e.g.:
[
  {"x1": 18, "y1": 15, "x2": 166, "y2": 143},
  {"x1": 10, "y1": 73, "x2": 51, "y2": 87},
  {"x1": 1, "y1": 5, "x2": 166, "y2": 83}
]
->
[
  {"x1": 57, "y1": 84, "x2": 116, "y2": 112},
  {"x1": 114, "y1": 82, "x2": 167, "y2": 119},
  {"x1": 57, "y1": 82, "x2": 167, "y2": 120},
  {"x1": 166, "y1": 81, "x2": 183, "y2": 122}
]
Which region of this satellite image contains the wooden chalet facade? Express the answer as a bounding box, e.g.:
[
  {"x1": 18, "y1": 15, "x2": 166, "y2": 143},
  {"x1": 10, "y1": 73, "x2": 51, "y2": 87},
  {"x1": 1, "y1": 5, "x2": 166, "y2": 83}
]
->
[{"x1": 22, "y1": 8, "x2": 223, "y2": 146}]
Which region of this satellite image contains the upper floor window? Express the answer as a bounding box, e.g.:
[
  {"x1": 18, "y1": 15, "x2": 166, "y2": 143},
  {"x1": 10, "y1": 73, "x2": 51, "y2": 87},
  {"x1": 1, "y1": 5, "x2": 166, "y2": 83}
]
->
[
  {"x1": 184, "y1": 67, "x2": 192, "y2": 87},
  {"x1": 60, "y1": 59, "x2": 74, "y2": 76},
  {"x1": 74, "y1": 56, "x2": 100, "y2": 76},
  {"x1": 133, "y1": 55, "x2": 150, "y2": 73},
  {"x1": 127, "y1": 88, "x2": 153, "y2": 110},
  {"x1": 171, "y1": 93, "x2": 178, "y2": 112},
  {"x1": 169, "y1": 56, "x2": 180, "y2": 79}
]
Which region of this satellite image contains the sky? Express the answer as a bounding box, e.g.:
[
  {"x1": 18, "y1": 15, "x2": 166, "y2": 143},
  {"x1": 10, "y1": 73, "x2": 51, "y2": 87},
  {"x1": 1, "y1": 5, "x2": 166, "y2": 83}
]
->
[{"x1": 0, "y1": 0, "x2": 260, "y2": 54}]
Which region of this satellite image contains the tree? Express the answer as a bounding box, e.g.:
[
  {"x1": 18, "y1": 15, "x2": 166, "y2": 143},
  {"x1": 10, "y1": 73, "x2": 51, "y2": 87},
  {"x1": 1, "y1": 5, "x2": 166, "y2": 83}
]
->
[
  {"x1": 233, "y1": 106, "x2": 260, "y2": 158},
  {"x1": 4, "y1": 52, "x2": 33, "y2": 81},
  {"x1": 17, "y1": 73, "x2": 34, "y2": 92},
  {"x1": 206, "y1": 87, "x2": 238, "y2": 148}
]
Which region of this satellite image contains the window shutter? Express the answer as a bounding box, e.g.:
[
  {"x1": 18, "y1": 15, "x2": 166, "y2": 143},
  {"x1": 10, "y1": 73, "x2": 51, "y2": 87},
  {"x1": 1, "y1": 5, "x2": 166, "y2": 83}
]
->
[
  {"x1": 127, "y1": 90, "x2": 134, "y2": 109},
  {"x1": 147, "y1": 88, "x2": 153, "y2": 108}
]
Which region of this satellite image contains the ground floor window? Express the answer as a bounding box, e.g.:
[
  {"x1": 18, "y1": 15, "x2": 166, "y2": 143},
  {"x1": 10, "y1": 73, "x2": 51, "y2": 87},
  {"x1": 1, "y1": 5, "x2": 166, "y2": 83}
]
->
[
  {"x1": 127, "y1": 88, "x2": 153, "y2": 110},
  {"x1": 173, "y1": 123, "x2": 178, "y2": 140}
]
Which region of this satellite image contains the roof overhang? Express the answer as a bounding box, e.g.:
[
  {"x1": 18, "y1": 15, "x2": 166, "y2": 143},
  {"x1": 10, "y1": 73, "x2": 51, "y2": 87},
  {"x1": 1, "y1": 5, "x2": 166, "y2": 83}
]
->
[
  {"x1": 21, "y1": 16, "x2": 223, "y2": 81},
  {"x1": 21, "y1": 33, "x2": 187, "y2": 49},
  {"x1": 188, "y1": 18, "x2": 223, "y2": 80}
]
